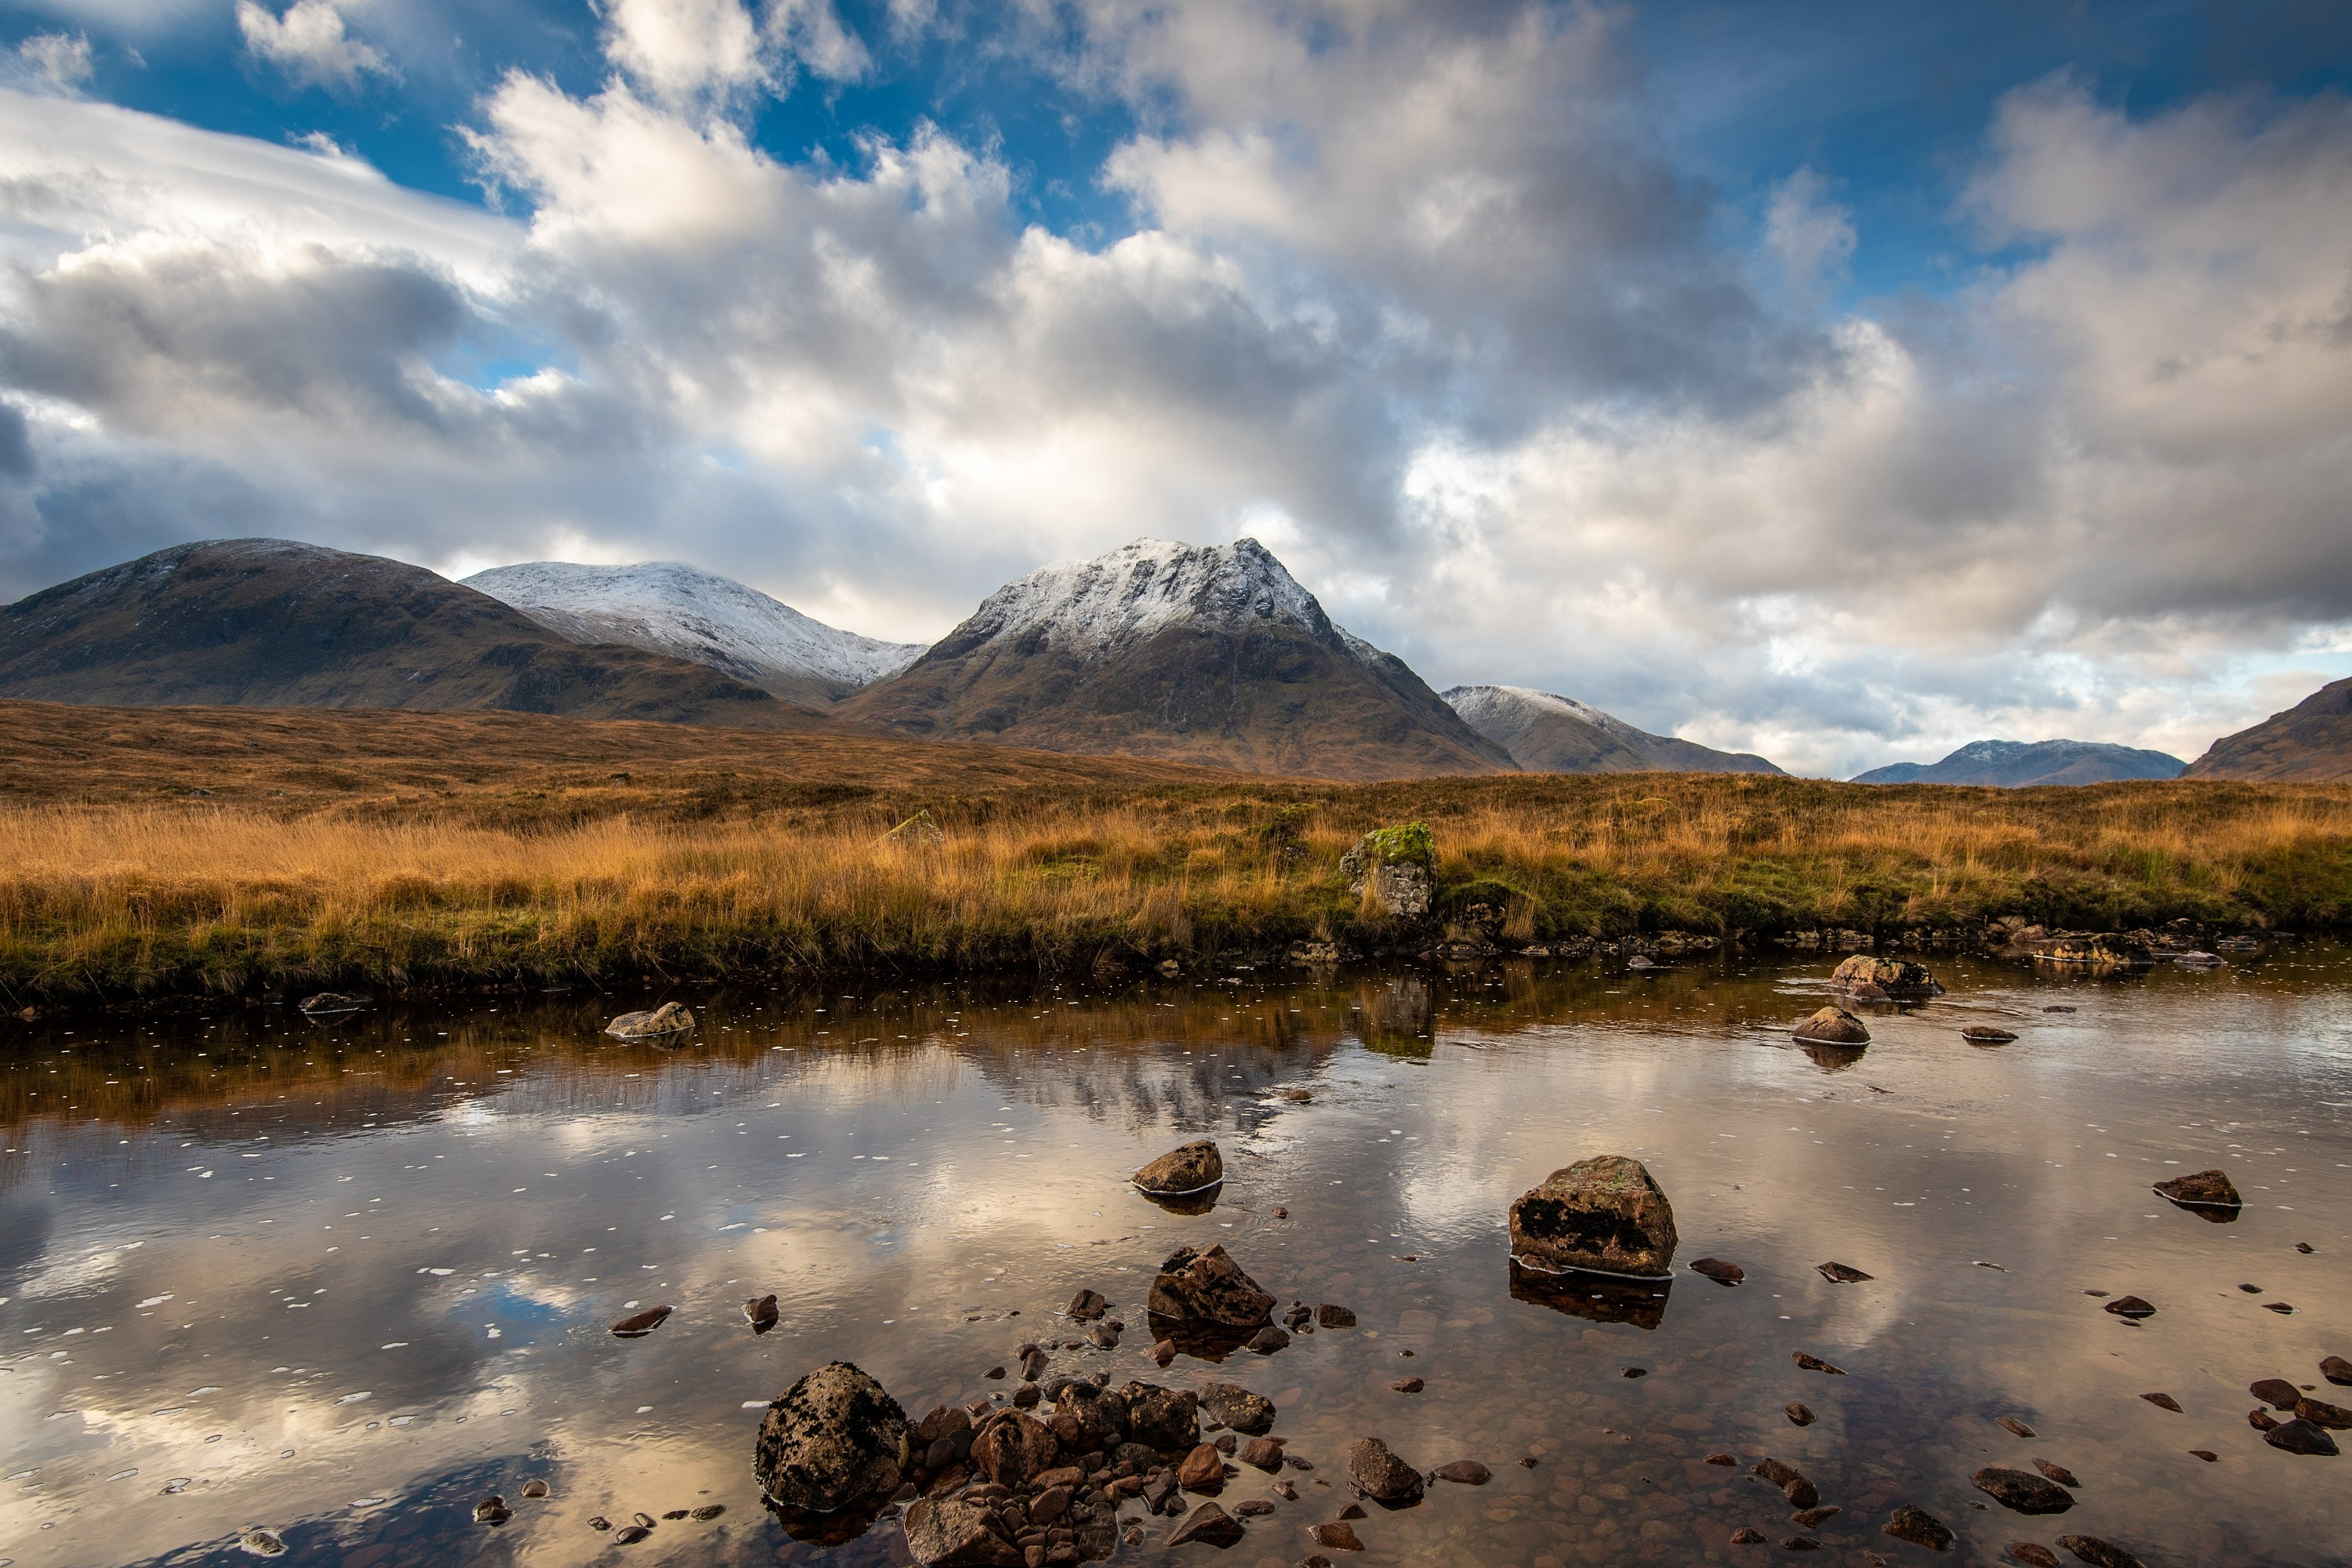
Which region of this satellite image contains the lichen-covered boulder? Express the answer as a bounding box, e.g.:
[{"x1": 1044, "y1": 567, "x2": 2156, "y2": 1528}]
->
[
  {"x1": 1198, "y1": 1382, "x2": 1276, "y2": 1436},
  {"x1": 753, "y1": 1362, "x2": 909, "y2": 1513},
  {"x1": 1146, "y1": 1243, "x2": 1276, "y2": 1327},
  {"x1": 1341, "y1": 824, "x2": 1436, "y2": 918},
  {"x1": 1792, "y1": 1006, "x2": 1871, "y2": 1045},
  {"x1": 1829, "y1": 954, "x2": 1943, "y2": 999},
  {"x1": 1120, "y1": 1382, "x2": 1200, "y2": 1451},
  {"x1": 1346, "y1": 1436, "x2": 1425, "y2": 1505},
  {"x1": 1134, "y1": 1140, "x2": 1223, "y2": 1195},
  {"x1": 1053, "y1": 1381, "x2": 1128, "y2": 1452},
  {"x1": 607, "y1": 1001, "x2": 695, "y2": 1039},
  {"x1": 1509, "y1": 1155, "x2": 1679, "y2": 1279},
  {"x1": 902, "y1": 1498, "x2": 1023, "y2": 1567},
  {"x1": 2154, "y1": 1168, "x2": 2241, "y2": 1209}
]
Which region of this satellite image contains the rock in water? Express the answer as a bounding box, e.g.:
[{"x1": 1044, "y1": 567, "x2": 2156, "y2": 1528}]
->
[
  {"x1": 606, "y1": 1001, "x2": 694, "y2": 1039},
  {"x1": 1176, "y1": 1444, "x2": 1225, "y2": 1492},
  {"x1": 1998, "y1": 1417, "x2": 2037, "y2": 1438},
  {"x1": 1346, "y1": 1437, "x2": 1424, "y2": 1506},
  {"x1": 1508, "y1": 1155, "x2": 1679, "y2": 1278},
  {"x1": 2321, "y1": 1355, "x2": 2352, "y2": 1386},
  {"x1": 298, "y1": 992, "x2": 370, "y2": 1016},
  {"x1": 1829, "y1": 955, "x2": 1943, "y2": 999},
  {"x1": 1147, "y1": 1244, "x2": 1276, "y2": 1327},
  {"x1": 1167, "y1": 1501, "x2": 1245, "y2": 1548},
  {"x1": 2101, "y1": 1296, "x2": 2154, "y2": 1319},
  {"x1": 1120, "y1": 1382, "x2": 1200, "y2": 1450},
  {"x1": 745, "y1": 1294, "x2": 779, "y2": 1331},
  {"x1": 1962, "y1": 1026, "x2": 2019, "y2": 1044},
  {"x1": 2250, "y1": 1377, "x2": 2299, "y2": 1410},
  {"x1": 754, "y1": 1362, "x2": 910, "y2": 1512},
  {"x1": 1785, "y1": 1403, "x2": 1815, "y2": 1426},
  {"x1": 2005, "y1": 1545, "x2": 2061, "y2": 1567},
  {"x1": 238, "y1": 1530, "x2": 289, "y2": 1557},
  {"x1": 2301, "y1": 1396, "x2": 2352, "y2": 1430},
  {"x1": 1199, "y1": 1383, "x2": 1276, "y2": 1436},
  {"x1": 2033, "y1": 1460, "x2": 2080, "y2": 1488},
  {"x1": 1690, "y1": 1257, "x2": 1744, "y2": 1285},
  {"x1": 902, "y1": 1499, "x2": 1023, "y2": 1567},
  {"x1": 1791, "y1": 1007, "x2": 1871, "y2": 1045},
  {"x1": 969, "y1": 1410, "x2": 1061, "y2": 1488},
  {"x1": 2055, "y1": 1536, "x2": 2147, "y2": 1568},
  {"x1": 610, "y1": 1305, "x2": 673, "y2": 1337},
  {"x1": 1315, "y1": 1304, "x2": 1357, "y2": 1327},
  {"x1": 1882, "y1": 1506, "x2": 1953, "y2": 1551},
  {"x1": 1973, "y1": 1468, "x2": 2075, "y2": 1514},
  {"x1": 474, "y1": 1495, "x2": 510, "y2": 1524},
  {"x1": 1134, "y1": 1141, "x2": 1225, "y2": 1196},
  {"x1": 1309, "y1": 1520, "x2": 1366, "y2": 1550},
  {"x1": 2139, "y1": 1392, "x2": 2180, "y2": 1412},
  {"x1": 1432, "y1": 1461, "x2": 1491, "y2": 1486},
  {"x1": 2263, "y1": 1419, "x2": 2340, "y2": 1456},
  {"x1": 1067, "y1": 1288, "x2": 1110, "y2": 1321},
  {"x1": 1817, "y1": 1261, "x2": 1874, "y2": 1284},
  {"x1": 2152, "y1": 1169, "x2": 2241, "y2": 1210}
]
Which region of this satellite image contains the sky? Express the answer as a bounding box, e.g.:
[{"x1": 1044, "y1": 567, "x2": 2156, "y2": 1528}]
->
[{"x1": 0, "y1": 0, "x2": 2349, "y2": 778}]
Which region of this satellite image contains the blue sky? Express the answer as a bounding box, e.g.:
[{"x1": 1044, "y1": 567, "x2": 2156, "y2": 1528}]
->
[{"x1": 1, "y1": 0, "x2": 2350, "y2": 775}]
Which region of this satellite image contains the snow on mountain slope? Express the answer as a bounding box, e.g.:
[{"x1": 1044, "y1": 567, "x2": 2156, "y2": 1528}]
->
[
  {"x1": 463, "y1": 561, "x2": 925, "y2": 701},
  {"x1": 953, "y1": 537, "x2": 1384, "y2": 666},
  {"x1": 1444, "y1": 684, "x2": 1787, "y2": 775}
]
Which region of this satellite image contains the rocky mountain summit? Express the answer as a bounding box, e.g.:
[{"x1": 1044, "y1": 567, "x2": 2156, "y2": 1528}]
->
[
  {"x1": 1443, "y1": 684, "x2": 1784, "y2": 775},
  {"x1": 0, "y1": 539, "x2": 815, "y2": 726},
  {"x1": 464, "y1": 560, "x2": 925, "y2": 706},
  {"x1": 2183, "y1": 675, "x2": 2352, "y2": 781},
  {"x1": 1852, "y1": 739, "x2": 2183, "y2": 787},
  {"x1": 841, "y1": 539, "x2": 1513, "y2": 780}
]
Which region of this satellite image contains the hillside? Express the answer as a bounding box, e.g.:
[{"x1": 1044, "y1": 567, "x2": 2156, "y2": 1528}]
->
[
  {"x1": 0, "y1": 539, "x2": 821, "y2": 728},
  {"x1": 1443, "y1": 684, "x2": 1785, "y2": 775},
  {"x1": 463, "y1": 560, "x2": 925, "y2": 706},
  {"x1": 2183, "y1": 677, "x2": 2352, "y2": 781},
  {"x1": 839, "y1": 538, "x2": 1515, "y2": 781},
  {"x1": 1853, "y1": 738, "x2": 2185, "y2": 787}
]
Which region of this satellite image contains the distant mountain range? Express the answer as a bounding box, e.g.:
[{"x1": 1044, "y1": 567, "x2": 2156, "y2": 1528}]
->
[
  {"x1": 837, "y1": 539, "x2": 1514, "y2": 780},
  {"x1": 2183, "y1": 676, "x2": 2352, "y2": 781},
  {"x1": 1851, "y1": 739, "x2": 2185, "y2": 786},
  {"x1": 1443, "y1": 685, "x2": 1786, "y2": 776},
  {"x1": 0, "y1": 539, "x2": 816, "y2": 727},
  {"x1": 463, "y1": 560, "x2": 925, "y2": 707}
]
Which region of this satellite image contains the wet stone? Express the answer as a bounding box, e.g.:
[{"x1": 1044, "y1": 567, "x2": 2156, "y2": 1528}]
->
[
  {"x1": 756, "y1": 1363, "x2": 910, "y2": 1513},
  {"x1": 520, "y1": 1479, "x2": 550, "y2": 1499},
  {"x1": 1816, "y1": 1262, "x2": 1874, "y2": 1284},
  {"x1": 1313, "y1": 1305, "x2": 1356, "y2": 1328},
  {"x1": 1309, "y1": 1521, "x2": 1364, "y2": 1551},
  {"x1": 2323, "y1": 1355, "x2": 2352, "y2": 1386},
  {"x1": 1784, "y1": 1536, "x2": 1822, "y2": 1551},
  {"x1": 1247, "y1": 1326, "x2": 1290, "y2": 1355},
  {"x1": 2151, "y1": 1169, "x2": 2241, "y2": 1209},
  {"x1": 2032, "y1": 1460, "x2": 2079, "y2": 1488},
  {"x1": 1508, "y1": 1154, "x2": 1679, "y2": 1277},
  {"x1": 1785, "y1": 1403, "x2": 1816, "y2": 1427},
  {"x1": 1690, "y1": 1258, "x2": 1744, "y2": 1285},
  {"x1": 474, "y1": 1496, "x2": 510, "y2": 1525},
  {"x1": 1166, "y1": 1501, "x2": 1244, "y2": 1548},
  {"x1": 1178, "y1": 1446, "x2": 1226, "y2": 1493},
  {"x1": 746, "y1": 1294, "x2": 779, "y2": 1331},
  {"x1": 2249, "y1": 1407, "x2": 2280, "y2": 1432},
  {"x1": 1198, "y1": 1384, "x2": 1275, "y2": 1436},
  {"x1": 2302, "y1": 1396, "x2": 2352, "y2": 1429},
  {"x1": 1731, "y1": 1527, "x2": 1767, "y2": 1544},
  {"x1": 2102, "y1": 1297, "x2": 2155, "y2": 1319},
  {"x1": 1882, "y1": 1505, "x2": 1954, "y2": 1552},
  {"x1": 2251, "y1": 1377, "x2": 2299, "y2": 1410},
  {"x1": 1791, "y1": 1006, "x2": 1870, "y2": 1045},
  {"x1": 2006, "y1": 1545, "x2": 2061, "y2": 1568},
  {"x1": 610, "y1": 1305, "x2": 673, "y2": 1338},
  {"x1": 1792, "y1": 1352, "x2": 1846, "y2": 1375},
  {"x1": 1345, "y1": 1438, "x2": 1423, "y2": 1506},
  {"x1": 1792, "y1": 1507, "x2": 1839, "y2": 1528},
  {"x1": 1998, "y1": 1417, "x2": 2036, "y2": 1438},
  {"x1": 1148, "y1": 1245, "x2": 1275, "y2": 1328},
  {"x1": 903, "y1": 1497, "x2": 1023, "y2": 1567},
  {"x1": 237, "y1": 1530, "x2": 289, "y2": 1559},
  {"x1": 2140, "y1": 1392, "x2": 2181, "y2": 1412},
  {"x1": 1390, "y1": 1377, "x2": 1423, "y2": 1394},
  {"x1": 1973, "y1": 1468, "x2": 2075, "y2": 1515},
  {"x1": 2263, "y1": 1418, "x2": 2340, "y2": 1456},
  {"x1": 1234, "y1": 1499, "x2": 1276, "y2": 1517},
  {"x1": 1706, "y1": 1454, "x2": 1740, "y2": 1467},
  {"x1": 1067, "y1": 1290, "x2": 1109, "y2": 1322},
  {"x1": 1432, "y1": 1461, "x2": 1490, "y2": 1485},
  {"x1": 2189, "y1": 1450, "x2": 2217, "y2": 1462},
  {"x1": 2055, "y1": 1535, "x2": 2149, "y2": 1568},
  {"x1": 1134, "y1": 1142, "x2": 1224, "y2": 1197}
]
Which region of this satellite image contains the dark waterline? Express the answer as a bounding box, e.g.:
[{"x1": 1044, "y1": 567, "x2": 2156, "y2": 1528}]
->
[{"x1": 2, "y1": 951, "x2": 2348, "y2": 1566}]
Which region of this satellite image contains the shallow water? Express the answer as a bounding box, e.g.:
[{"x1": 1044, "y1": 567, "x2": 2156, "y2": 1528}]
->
[{"x1": 2, "y1": 949, "x2": 2349, "y2": 1568}]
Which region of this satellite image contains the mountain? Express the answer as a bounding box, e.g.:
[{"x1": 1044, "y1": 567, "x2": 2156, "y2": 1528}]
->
[
  {"x1": 1851, "y1": 739, "x2": 2185, "y2": 786},
  {"x1": 2182, "y1": 677, "x2": 2352, "y2": 781},
  {"x1": 0, "y1": 539, "x2": 820, "y2": 726},
  {"x1": 1442, "y1": 684, "x2": 1787, "y2": 775},
  {"x1": 837, "y1": 537, "x2": 1515, "y2": 780},
  {"x1": 463, "y1": 560, "x2": 925, "y2": 706}
]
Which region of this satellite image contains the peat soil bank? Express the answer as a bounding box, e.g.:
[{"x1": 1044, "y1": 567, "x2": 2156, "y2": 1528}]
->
[{"x1": 1, "y1": 948, "x2": 2347, "y2": 1566}]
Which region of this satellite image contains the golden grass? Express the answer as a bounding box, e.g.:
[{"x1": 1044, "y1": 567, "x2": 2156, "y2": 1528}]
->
[{"x1": 4, "y1": 766, "x2": 2351, "y2": 1001}]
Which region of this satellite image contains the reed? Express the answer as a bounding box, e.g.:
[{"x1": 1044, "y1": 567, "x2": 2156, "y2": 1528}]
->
[{"x1": 2, "y1": 771, "x2": 2348, "y2": 1000}]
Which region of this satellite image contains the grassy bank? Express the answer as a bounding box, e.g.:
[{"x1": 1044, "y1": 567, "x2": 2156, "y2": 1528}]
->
[{"x1": 4, "y1": 757, "x2": 2350, "y2": 1002}]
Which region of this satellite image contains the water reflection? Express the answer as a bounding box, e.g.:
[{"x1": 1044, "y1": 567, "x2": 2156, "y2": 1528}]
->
[{"x1": 0, "y1": 948, "x2": 2346, "y2": 1566}]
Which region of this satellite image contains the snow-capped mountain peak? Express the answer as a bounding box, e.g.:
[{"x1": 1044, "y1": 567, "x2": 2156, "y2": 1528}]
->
[
  {"x1": 953, "y1": 537, "x2": 1371, "y2": 662},
  {"x1": 463, "y1": 560, "x2": 925, "y2": 699}
]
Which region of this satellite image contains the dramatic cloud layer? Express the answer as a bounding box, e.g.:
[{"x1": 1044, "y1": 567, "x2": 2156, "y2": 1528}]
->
[{"x1": 0, "y1": 0, "x2": 2347, "y2": 773}]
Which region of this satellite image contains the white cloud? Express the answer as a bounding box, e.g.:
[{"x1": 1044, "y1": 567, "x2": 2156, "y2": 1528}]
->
[
  {"x1": 2, "y1": 9, "x2": 2351, "y2": 775},
  {"x1": 13, "y1": 31, "x2": 94, "y2": 94},
  {"x1": 235, "y1": 0, "x2": 396, "y2": 94}
]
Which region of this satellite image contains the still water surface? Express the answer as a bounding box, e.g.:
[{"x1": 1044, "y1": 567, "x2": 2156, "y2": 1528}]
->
[{"x1": 2, "y1": 952, "x2": 2349, "y2": 1566}]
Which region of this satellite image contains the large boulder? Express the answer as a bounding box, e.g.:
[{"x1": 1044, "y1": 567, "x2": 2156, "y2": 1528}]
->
[
  {"x1": 1120, "y1": 1383, "x2": 1200, "y2": 1451},
  {"x1": 969, "y1": 1409, "x2": 1060, "y2": 1489},
  {"x1": 753, "y1": 1362, "x2": 909, "y2": 1513},
  {"x1": 1134, "y1": 1140, "x2": 1224, "y2": 1196},
  {"x1": 1341, "y1": 824, "x2": 1435, "y2": 918},
  {"x1": 1146, "y1": 1243, "x2": 1275, "y2": 1327},
  {"x1": 1509, "y1": 1155, "x2": 1679, "y2": 1279},
  {"x1": 1791, "y1": 1006, "x2": 1871, "y2": 1045},
  {"x1": 608, "y1": 1001, "x2": 695, "y2": 1039},
  {"x1": 1829, "y1": 955, "x2": 1943, "y2": 999},
  {"x1": 902, "y1": 1498, "x2": 1023, "y2": 1567}
]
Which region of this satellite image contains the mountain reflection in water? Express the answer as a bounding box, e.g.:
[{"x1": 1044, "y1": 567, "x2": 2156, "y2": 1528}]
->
[{"x1": 2, "y1": 949, "x2": 2348, "y2": 1566}]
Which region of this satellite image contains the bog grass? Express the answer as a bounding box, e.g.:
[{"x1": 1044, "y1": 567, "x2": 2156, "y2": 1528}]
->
[{"x1": 3, "y1": 769, "x2": 2350, "y2": 1001}]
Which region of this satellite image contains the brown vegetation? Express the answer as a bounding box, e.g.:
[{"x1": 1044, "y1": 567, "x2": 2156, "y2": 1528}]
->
[{"x1": 2, "y1": 701, "x2": 2350, "y2": 1003}]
